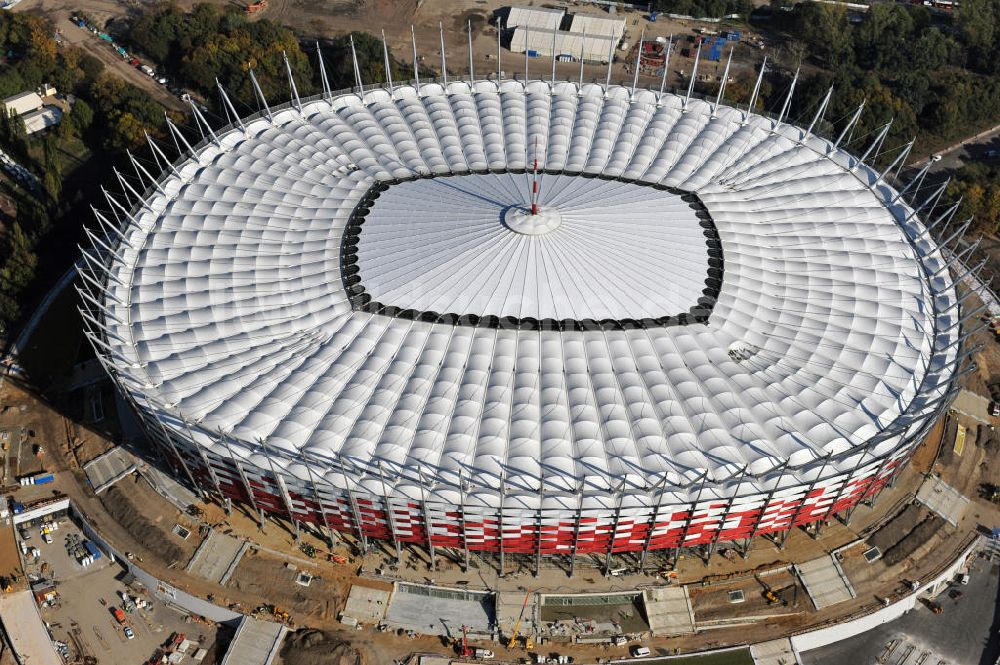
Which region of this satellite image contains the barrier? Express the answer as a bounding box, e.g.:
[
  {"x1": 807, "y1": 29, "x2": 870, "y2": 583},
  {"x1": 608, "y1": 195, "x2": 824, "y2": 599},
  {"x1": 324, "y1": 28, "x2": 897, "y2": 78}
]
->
[{"x1": 69, "y1": 503, "x2": 242, "y2": 625}]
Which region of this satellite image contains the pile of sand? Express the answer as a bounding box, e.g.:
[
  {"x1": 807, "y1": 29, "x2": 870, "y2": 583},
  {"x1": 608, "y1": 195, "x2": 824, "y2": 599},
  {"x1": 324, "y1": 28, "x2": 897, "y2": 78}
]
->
[
  {"x1": 99, "y1": 483, "x2": 186, "y2": 565},
  {"x1": 280, "y1": 630, "x2": 363, "y2": 665}
]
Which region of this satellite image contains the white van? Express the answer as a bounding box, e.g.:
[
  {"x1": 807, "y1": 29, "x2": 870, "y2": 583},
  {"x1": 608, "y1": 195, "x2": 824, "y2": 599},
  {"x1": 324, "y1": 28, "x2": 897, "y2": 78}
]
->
[{"x1": 631, "y1": 646, "x2": 651, "y2": 657}]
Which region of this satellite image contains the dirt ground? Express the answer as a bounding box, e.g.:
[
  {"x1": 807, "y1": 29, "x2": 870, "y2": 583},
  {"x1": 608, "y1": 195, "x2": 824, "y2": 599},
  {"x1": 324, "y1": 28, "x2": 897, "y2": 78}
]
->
[
  {"x1": 690, "y1": 569, "x2": 805, "y2": 620},
  {"x1": 15, "y1": 0, "x2": 773, "y2": 111},
  {"x1": 225, "y1": 548, "x2": 345, "y2": 621},
  {"x1": 98, "y1": 478, "x2": 200, "y2": 566},
  {"x1": 277, "y1": 629, "x2": 364, "y2": 665}
]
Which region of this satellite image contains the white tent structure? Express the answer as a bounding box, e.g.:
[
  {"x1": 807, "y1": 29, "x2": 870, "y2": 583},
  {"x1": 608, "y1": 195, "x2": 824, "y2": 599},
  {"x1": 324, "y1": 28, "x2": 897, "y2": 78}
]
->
[
  {"x1": 79, "y1": 53, "x2": 973, "y2": 572},
  {"x1": 510, "y1": 26, "x2": 617, "y2": 62}
]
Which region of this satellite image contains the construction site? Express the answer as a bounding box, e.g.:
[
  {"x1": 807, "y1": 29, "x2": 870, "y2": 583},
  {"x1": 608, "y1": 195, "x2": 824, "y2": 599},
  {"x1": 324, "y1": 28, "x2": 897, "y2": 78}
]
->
[{"x1": 0, "y1": 1, "x2": 997, "y2": 665}]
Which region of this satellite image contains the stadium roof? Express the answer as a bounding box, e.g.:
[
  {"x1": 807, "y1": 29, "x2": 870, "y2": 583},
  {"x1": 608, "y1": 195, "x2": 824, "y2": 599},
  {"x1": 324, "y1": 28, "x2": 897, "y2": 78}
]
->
[{"x1": 92, "y1": 80, "x2": 958, "y2": 505}]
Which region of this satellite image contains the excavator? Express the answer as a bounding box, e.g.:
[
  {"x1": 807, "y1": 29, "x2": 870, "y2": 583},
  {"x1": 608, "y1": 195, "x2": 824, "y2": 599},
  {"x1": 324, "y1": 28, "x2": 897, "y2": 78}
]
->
[{"x1": 755, "y1": 575, "x2": 796, "y2": 607}]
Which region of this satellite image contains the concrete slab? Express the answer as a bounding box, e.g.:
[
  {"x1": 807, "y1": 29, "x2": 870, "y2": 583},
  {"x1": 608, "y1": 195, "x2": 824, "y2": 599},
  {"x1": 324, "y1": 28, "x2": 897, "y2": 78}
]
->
[
  {"x1": 219, "y1": 616, "x2": 286, "y2": 665},
  {"x1": 916, "y1": 475, "x2": 969, "y2": 527},
  {"x1": 83, "y1": 447, "x2": 136, "y2": 494},
  {"x1": 751, "y1": 637, "x2": 799, "y2": 665},
  {"x1": 950, "y1": 389, "x2": 992, "y2": 424},
  {"x1": 342, "y1": 584, "x2": 391, "y2": 624},
  {"x1": 642, "y1": 586, "x2": 695, "y2": 636},
  {"x1": 0, "y1": 590, "x2": 62, "y2": 665},
  {"x1": 139, "y1": 463, "x2": 199, "y2": 511},
  {"x1": 385, "y1": 582, "x2": 494, "y2": 638},
  {"x1": 796, "y1": 556, "x2": 855, "y2": 610},
  {"x1": 186, "y1": 530, "x2": 247, "y2": 585},
  {"x1": 496, "y1": 590, "x2": 536, "y2": 638}
]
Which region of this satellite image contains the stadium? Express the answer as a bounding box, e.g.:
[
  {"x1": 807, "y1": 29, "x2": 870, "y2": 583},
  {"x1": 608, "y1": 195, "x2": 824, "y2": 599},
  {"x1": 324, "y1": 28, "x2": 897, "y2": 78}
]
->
[{"x1": 79, "y1": 59, "x2": 970, "y2": 572}]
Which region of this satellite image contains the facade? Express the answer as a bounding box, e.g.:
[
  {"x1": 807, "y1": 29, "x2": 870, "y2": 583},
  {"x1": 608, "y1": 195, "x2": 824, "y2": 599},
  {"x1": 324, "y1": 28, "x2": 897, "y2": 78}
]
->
[
  {"x1": 503, "y1": 7, "x2": 626, "y2": 61},
  {"x1": 80, "y1": 74, "x2": 970, "y2": 572},
  {"x1": 510, "y1": 26, "x2": 618, "y2": 62}
]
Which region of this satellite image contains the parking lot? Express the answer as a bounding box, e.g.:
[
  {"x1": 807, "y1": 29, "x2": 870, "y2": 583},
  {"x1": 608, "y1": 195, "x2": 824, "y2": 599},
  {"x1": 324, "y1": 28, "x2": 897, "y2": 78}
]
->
[
  {"x1": 801, "y1": 558, "x2": 1000, "y2": 665},
  {"x1": 16, "y1": 515, "x2": 220, "y2": 664}
]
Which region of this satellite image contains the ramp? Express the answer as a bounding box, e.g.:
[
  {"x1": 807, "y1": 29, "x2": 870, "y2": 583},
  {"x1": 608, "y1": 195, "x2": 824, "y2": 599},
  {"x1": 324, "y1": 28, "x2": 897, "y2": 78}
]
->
[
  {"x1": 795, "y1": 555, "x2": 855, "y2": 610},
  {"x1": 642, "y1": 586, "x2": 695, "y2": 636},
  {"x1": 751, "y1": 637, "x2": 799, "y2": 665},
  {"x1": 186, "y1": 530, "x2": 248, "y2": 585},
  {"x1": 916, "y1": 475, "x2": 969, "y2": 526},
  {"x1": 83, "y1": 447, "x2": 136, "y2": 494}
]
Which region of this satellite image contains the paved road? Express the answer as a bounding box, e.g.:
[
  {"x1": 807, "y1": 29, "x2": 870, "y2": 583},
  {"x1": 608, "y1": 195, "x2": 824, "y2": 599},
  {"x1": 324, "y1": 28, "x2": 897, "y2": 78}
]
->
[
  {"x1": 903, "y1": 124, "x2": 1000, "y2": 180},
  {"x1": 801, "y1": 558, "x2": 1000, "y2": 665}
]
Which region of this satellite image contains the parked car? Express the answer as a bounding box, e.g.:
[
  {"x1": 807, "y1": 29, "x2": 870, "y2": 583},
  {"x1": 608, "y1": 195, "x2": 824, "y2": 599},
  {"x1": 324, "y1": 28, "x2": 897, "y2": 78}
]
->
[
  {"x1": 124, "y1": 626, "x2": 135, "y2": 640},
  {"x1": 631, "y1": 646, "x2": 651, "y2": 657}
]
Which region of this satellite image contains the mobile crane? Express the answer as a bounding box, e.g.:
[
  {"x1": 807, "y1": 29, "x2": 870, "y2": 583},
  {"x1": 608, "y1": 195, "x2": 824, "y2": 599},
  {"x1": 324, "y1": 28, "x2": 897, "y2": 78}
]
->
[{"x1": 506, "y1": 589, "x2": 533, "y2": 650}]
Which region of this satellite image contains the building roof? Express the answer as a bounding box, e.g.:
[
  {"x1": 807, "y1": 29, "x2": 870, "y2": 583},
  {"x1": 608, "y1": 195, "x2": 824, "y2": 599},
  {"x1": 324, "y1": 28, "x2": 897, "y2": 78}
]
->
[
  {"x1": 21, "y1": 106, "x2": 61, "y2": 135},
  {"x1": 0, "y1": 591, "x2": 62, "y2": 665},
  {"x1": 92, "y1": 80, "x2": 959, "y2": 506},
  {"x1": 2, "y1": 91, "x2": 42, "y2": 115},
  {"x1": 569, "y1": 12, "x2": 626, "y2": 39},
  {"x1": 502, "y1": 5, "x2": 565, "y2": 31}
]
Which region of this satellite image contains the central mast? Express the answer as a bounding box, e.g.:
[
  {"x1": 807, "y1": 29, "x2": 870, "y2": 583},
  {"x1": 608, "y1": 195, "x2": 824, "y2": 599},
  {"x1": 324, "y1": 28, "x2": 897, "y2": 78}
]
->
[{"x1": 531, "y1": 136, "x2": 539, "y2": 215}]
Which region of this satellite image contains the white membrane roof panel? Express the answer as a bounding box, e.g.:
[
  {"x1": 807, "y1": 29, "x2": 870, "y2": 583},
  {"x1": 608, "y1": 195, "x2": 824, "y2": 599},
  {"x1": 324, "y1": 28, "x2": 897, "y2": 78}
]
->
[{"x1": 355, "y1": 174, "x2": 709, "y2": 321}]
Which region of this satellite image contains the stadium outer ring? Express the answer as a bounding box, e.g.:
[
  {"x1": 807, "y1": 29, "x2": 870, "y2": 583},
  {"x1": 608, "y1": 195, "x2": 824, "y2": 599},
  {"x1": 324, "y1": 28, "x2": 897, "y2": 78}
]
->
[{"x1": 79, "y1": 77, "x2": 965, "y2": 568}]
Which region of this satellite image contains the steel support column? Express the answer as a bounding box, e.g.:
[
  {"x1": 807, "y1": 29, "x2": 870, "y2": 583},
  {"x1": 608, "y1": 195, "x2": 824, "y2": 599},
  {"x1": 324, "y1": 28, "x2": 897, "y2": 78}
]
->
[
  {"x1": 742, "y1": 461, "x2": 789, "y2": 558},
  {"x1": 458, "y1": 471, "x2": 470, "y2": 572},
  {"x1": 782, "y1": 455, "x2": 832, "y2": 545},
  {"x1": 220, "y1": 431, "x2": 262, "y2": 527},
  {"x1": 604, "y1": 481, "x2": 627, "y2": 576},
  {"x1": 377, "y1": 461, "x2": 403, "y2": 562},
  {"x1": 338, "y1": 458, "x2": 369, "y2": 552},
  {"x1": 640, "y1": 473, "x2": 671, "y2": 573},
  {"x1": 569, "y1": 488, "x2": 584, "y2": 578},
  {"x1": 417, "y1": 468, "x2": 437, "y2": 571},
  {"x1": 707, "y1": 465, "x2": 749, "y2": 559},
  {"x1": 150, "y1": 408, "x2": 204, "y2": 500},
  {"x1": 304, "y1": 460, "x2": 336, "y2": 548},
  {"x1": 179, "y1": 414, "x2": 225, "y2": 507}
]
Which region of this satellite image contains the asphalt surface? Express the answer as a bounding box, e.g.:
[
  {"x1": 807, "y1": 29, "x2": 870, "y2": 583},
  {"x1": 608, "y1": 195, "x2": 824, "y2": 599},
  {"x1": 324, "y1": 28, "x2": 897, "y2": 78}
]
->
[{"x1": 800, "y1": 558, "x2": 1000, "y2": 665}]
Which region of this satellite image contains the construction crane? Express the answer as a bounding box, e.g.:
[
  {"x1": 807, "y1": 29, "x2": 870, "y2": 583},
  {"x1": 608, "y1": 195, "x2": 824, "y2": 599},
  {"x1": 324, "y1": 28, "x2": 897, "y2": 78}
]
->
[
  {"x1": 506, "y1": 589, "x2": 532, "y2": 649},
  {"x1": 460, "y1": 624, "x2": 471, "y2": 657}
]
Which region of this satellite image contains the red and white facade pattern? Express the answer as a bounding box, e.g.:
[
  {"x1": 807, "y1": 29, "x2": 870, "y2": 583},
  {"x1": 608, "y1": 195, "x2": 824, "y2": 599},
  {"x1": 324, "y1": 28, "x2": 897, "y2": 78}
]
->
[{"x1": 146, "y1": 418, "x2": 914, "y2": 556}]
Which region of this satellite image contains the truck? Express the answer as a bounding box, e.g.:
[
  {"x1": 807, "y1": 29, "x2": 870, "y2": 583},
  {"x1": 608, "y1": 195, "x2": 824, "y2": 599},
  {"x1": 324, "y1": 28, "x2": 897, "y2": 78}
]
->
[
  {"x1": 112, "y1": 607, "x2": 126, "y2": 624},
  {"x1": 18, "y1": 472, "x2": 54, "y2": 486},
  {"x1": 83, "y1": 541, "x2": 102, "y2": 561},
  {"x1": 140, "y1": 65, "x2": 155, "y2": 77},
  {"x1": 472, "y1": 648, "x2": 495, "y2": 659}
]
